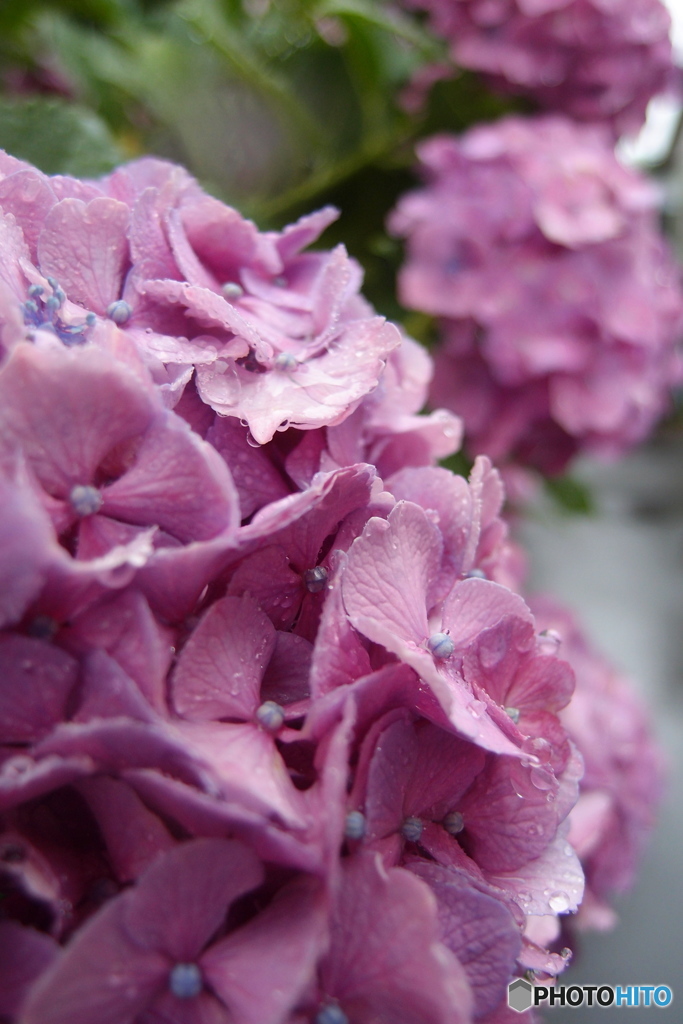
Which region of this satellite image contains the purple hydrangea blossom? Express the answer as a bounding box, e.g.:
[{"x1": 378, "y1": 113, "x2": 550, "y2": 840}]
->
[
  {"x1": 390, "y1": 116, "x2": 683, "y2": 473},
  {"x1": 403, "y1": 0, "x2": 678, "y2": 134},
  {"x1": 0, "y1": 148, "x2": 663, "y2": 1023}
]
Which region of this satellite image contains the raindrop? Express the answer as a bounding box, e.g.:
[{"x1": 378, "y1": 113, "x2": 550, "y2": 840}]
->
[
  {"x1": 169, "y1": 962, "x2": 203, "y2": 999},
  {"x1": 548, "y1": 891, "x2": 570, "y2": 914},
  {"x1": 530, "y1": 766, "x2": 554, "y2": 791},
  {"x1": 538, "y1": 628, "x2": 561, "y2": 654},
  {"x1": 466, "y1": 567, "x2": 487, "y2": 579},
  {"x1": 274, "y1": 351, "x2": 297, "y2": 371},
  {"x1": 443, "y1": 810, "x2": 464, "y2": 835},
  {"x1": 504, "y1": 706, "x2": 520, "y2": 724},
  {"x1": 344, "y1": 810, "x2": 366, "y2": 840},
  {"x1": 304, "y1": 566, "x2": 328, "y2": 593},
  {"x1": 467, "y1": 700, "x2": 486, "y2": 718},
  {"x1": 400, "y1": 816, "x2": 423, "y2": 842},
  {"x1": 69, "y1": 484, "x2": 103, "y2": 517},
  {"x1": 427, "y1": 632, "x2": 454, "y2": 659}
]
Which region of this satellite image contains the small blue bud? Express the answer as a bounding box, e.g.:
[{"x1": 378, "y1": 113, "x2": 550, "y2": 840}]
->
[
  {"x1": 504, "y1": 706, "x2": 520, "y2": 724},
  {"x1": 46, "y1": 276, "x2": 59, "y2": 290},
  {"x1": 53, "y1": 287, "x2": 66, "y2": 306},
  {"x1": 466, "y1": 567, "x2": 486, "y2": 579},
  {"x1": 86, "y1": 313, "x2": 97, "y2": 327},
  {"x1": 273, "y1": 275, "x2": 288, "y2": 287},
  {"x1": 304, "y1": 566, "x2": 328, "y2": 593},
  {"x1": 344, "y1": 810, "x2": 366, "y2": 840},
  {"x1": 316, "y1": 1005, "x2": 348, "y2": 1024},
  {"x1": 23, "y1": 300, "x2": 38, "y2": 316},
  {"x1": 255, "y1": 700, "x2": 285, "y2": 732},
  {"x1": 27, "y1": 284, "x2": 44, "y2": 298},
  {"x1": 274, "y1": 351, "x2": 297, "y2": 371},
  {"x1": 106, "y1": 300, "x2": 132, "y2": 325},
  {"x1": 221, "y1": 281, "x2": 244, "y2": 300},
  {"x1": 169, "y1": 962, "x2": 202, "y2": 999},
  {"x1": 428, "y1": 633, "x2": 454, "y2": 659},
  {"x1": 443, "y1": 810, "x2": 464, "y2": 835},
  {"x1": 69, "y1": 484, "x2": 103, "y2": 517},
  {"x1": 400, "y1": 816, "x2": 423, "y2": 843},
  {"x1": 45, "y1": 295, "x2": 61, "y2": 314}
]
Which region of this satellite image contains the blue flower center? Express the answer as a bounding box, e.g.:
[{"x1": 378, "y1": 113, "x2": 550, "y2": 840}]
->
[
  {"x1": 169, "y1": 962, "x2": 203, "y2": 999},
  {"x1": 22, "y1": 278, "x2": 95, "y2": 346}
]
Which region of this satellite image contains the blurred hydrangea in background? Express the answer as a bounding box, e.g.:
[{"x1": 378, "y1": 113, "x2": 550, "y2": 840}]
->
[{"x1": 0, "y1": 1, "x2": 682, "y2": 1022}]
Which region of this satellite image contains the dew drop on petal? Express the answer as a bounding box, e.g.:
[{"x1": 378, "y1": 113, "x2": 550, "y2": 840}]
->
[
  {"x1": 530, "y1": 766, "x2": 554, "y2": 791},
  {"x1": 304, "y1": 566, "x2": 328, "y2": 593},
  {"x1": 443, "y1": 810, "x2": 464, "y2": 835},
  {"x1": 504, "y1": 706, "x2": 520, "y2": 723},
  {"x1": 548, "y1": 891, "x2": 570, "y2": 913},
  {"x1": 169, "y1": 962, "x2": 203, "y2": 999},
  {"x1": 344, "y1": 810, "x2": 366, "y2": 840},
  {"x1": 255, "y1": 700, "x2": 285, "y2": 732},
  {"x1": 69, "y1": 484, "x2": 103, "y2": 517},
  {"x1": 106, "y1": 300, "x2": 132, "y2": 325},
  {"x1": 466, "y1": 567, "x2": 486, "y2": 579},
  {"x1": 427, "y1": 632, "x2": 454, "y2": 658},
  {"x1": 400, "y1": 816, "x2": 423, "y2": 842},
  {"x1": 538, "y1": 628, "x2": 562, "y2": 654},
  {"x1": 316, "y1": 1006, "x2": 348, "y2": 1024}
]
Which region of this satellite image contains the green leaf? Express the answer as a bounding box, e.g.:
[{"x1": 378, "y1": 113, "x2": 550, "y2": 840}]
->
[
  {"x1": 0, "y1": 97, "x2": 124, "y2": 175},
  {"x1": 544, "y1": 475, "x2": 595, "y2": 516}
]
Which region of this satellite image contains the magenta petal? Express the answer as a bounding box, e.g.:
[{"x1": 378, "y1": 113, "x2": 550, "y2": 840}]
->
[
  {"x1": 310, "y1": 556, "x2": 371, "y2": 697},
  {"x1": 261, "y1": 631, "x2": 312, "y2": 706},
  {"x1": 0, "y1": 753, "x2": 92, "y2": 813},
  {"x1": 322, "y1": 852, "x2": 473, "y2": 1024},
  {"x1": 206, "y1": 416, "x2": 289, "y2": 520},
  {"x1": 491, "y1": 828, "x2": 585, "y2": 916},
  {"x1": 78, "y1": 776, "x2": 176, "y2": 882},
  {"x1": 0, "y1": 635, "x2": 78, "y2": 743},
  {"x1": 409, "y1": 862, "x2": 521, "y2": 1018},
  {"x1": 21, "y1": 895, "x2": 167, "y2": 1024},
  {"x1": 122, "y1": 839, "x2": 264, "y2": 960},
  {"x1": 202, "y1": 876, "x2": 327, "y2": 1024},
  {"x1": 0, "y1": 922, "x2": 56, "y2": 1017},
  {"x1": 171, "y1": 595, "x2": 275, "y2": 721},
  {"x1": 37, "y1": 197, "x2": 130, "y2": 313},
  {"x1": 227, "y1": 547, "x2": 303, "y2": 631}
]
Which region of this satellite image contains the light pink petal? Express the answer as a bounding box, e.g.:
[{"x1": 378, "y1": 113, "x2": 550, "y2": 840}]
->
[
  {"x1": 442, "y1": 578, "x2": 534, "y2": 651},
  {"x1": 275, "y1": 206, "x2": 339, "y2": 262},
  {"x1": 491, "y1": 828, "x2": 585, "y2": 916},
  {"x1": 0, "y1": 168, "x2": 56, "y2": 259},
  {"x1": 38, "y1": 197, "x2": 130, "y2": 313},
  {"x1": 0, "y1": 338, "x2": 156, "y2": 495},
  {"x1": 310, "y1": 555, "x2": 372, "y2": 697},
  {"x1": 342, "y1": 501, "x2": 442, "y2": 647},
  {"x1": 202, "y1": 877, "x2": 327, "y2": 1024},
  {"x1": 102, "y1": 412, "x2": 239, "y2": 542},
  {"x1": 123, "y1": 839, "x2": 264, "y2": 960},
  {"x1": 172, "y1": 595, "x2": 275, "y2": 721}
]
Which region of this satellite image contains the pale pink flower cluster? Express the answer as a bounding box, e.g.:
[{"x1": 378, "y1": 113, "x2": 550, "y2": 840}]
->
[
  {"x1": 0, "y1": 150, "x2": 661, "y2": 1023},
  {"x1": 403, "y1": 0, "x2": 678, "y2": 134},
  {"x1": 390, "y1": 115, "x2": 683, "y2": 473}
]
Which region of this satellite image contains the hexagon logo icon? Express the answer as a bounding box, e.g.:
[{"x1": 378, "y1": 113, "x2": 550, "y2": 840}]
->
[{"x1": 508, "y1": 978, "x2": 533, "y2": 1012}]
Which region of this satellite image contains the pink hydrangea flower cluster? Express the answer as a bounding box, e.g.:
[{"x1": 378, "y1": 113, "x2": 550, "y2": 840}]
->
[
  {"x1": 403, "y1": 0, "x2": 678, "y2": 135},
  {"x1": 530, "y1": 596, "x2": 664, "y2": 934},
  {"x1": 390, "y1": 115, "x2": 683, "y2": 474},
  {"x1": 0, "y1": 150, "x2": 660, "y2": 1023}
]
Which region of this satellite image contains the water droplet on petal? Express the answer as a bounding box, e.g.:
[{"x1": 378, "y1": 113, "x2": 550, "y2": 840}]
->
[
  {"x1": 69, "y1": 484, "x2": 103, "y2": 517},
  {"x1": 169, "y1": 963, "x2": 203, "y2": 999},
  {"x1": 530, "y1": 766, "x2": 554, "y2": 791},
  {"x1": 548, "y1": 891, "x2": 570, "y2": 914},
  {"x1": 304, "y1": 566, "x2": 328, "y2": 593},
  {"x1": 504, "y1": 706, "x2": 520, "y2": 723},
  {"x1": 466, "y1": 567, "x2": 486, "y2": 579},
  {"x1": 538, "y1": 628, "x2": 562, "y2": 654},
  {"x1": 428, "y1": 632, "x2": 454, "y2": 659},
  {"x1": 467, "y1": 699, "x2": 486, "y2": 718},
  {"x1": 274, "y1": 351, "x2": 297, "y2": 371}
]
